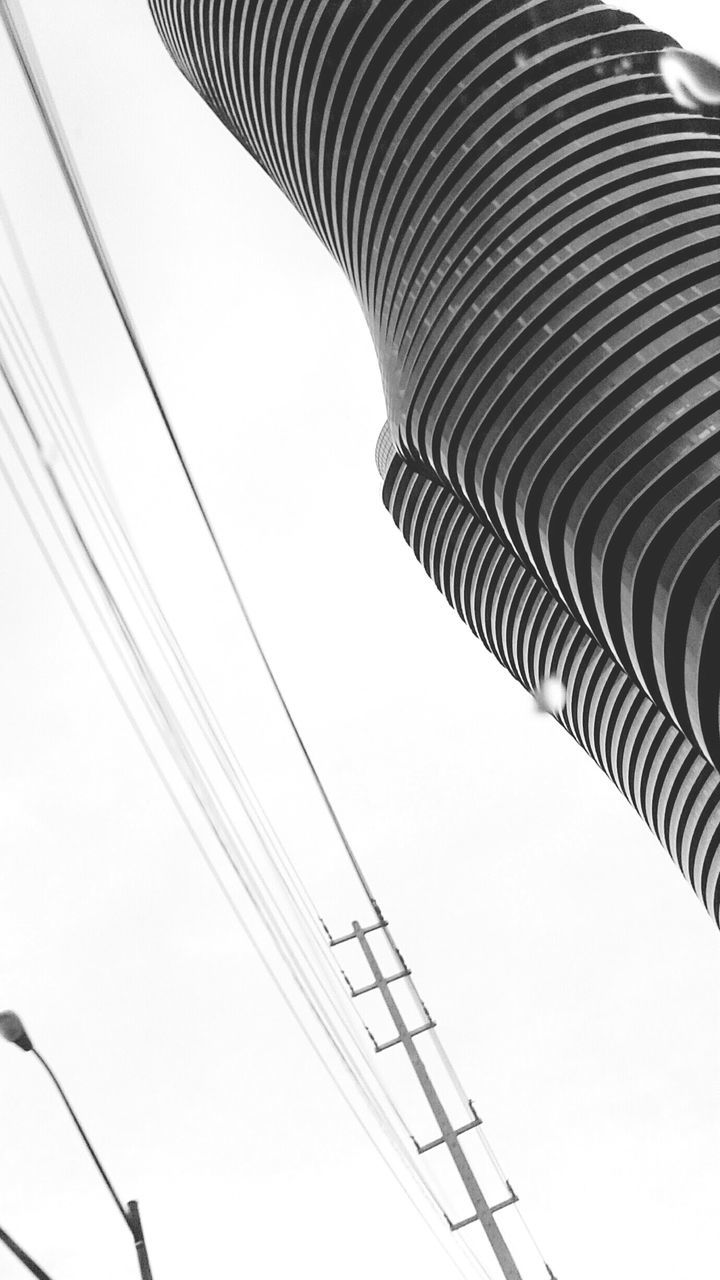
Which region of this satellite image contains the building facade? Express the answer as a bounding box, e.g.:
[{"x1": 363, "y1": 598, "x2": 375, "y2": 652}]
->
[{"x1": 148, "y1": 0, "x2": 720, "y2": 924}]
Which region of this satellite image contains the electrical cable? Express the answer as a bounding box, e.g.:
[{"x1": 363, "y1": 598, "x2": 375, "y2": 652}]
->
[
  {"x1": 0, "y1": 409, "x2": 481, "y2": 1280},
  {"x1": 0, "y1": 174, "x2": 531, "y2": 1280},
  {"x1": 0, "y1": 254, "x2": 376, "y2": 1064},
  {"x1": 0, "y1": 154, "x2": 466, "y2": 1233},
  {"x1": 0, "y1": 26, "x2": 536, "y2": 1252},
  {"x1": 0, "y1": 321, "x2": 488, "y2": 1279},
  {"x1": 0, "y1": 0, "x2": 378, "y2": 911},
  {"x1": 0, "y1": 6, "x2": 558, "y2": 1271},
  {"x1": 0, "y1": 239, "x2": 424, "y2": 1157},
  {"x1": 0, "y1": 262, "x2": 502, "y2": 1278}
]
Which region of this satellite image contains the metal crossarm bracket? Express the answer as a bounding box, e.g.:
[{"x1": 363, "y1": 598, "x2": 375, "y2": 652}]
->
[
  {"x1": 415, "y1": 1111, "x2": 483, "y2": 1154},
  {"x1": 449, "y1": 1212, "x2": 481, "y2": 1233},
  {"x1": 375, "y1": 1019, "x2": 436, "y2": 1052},
  {"x1": 441, "y1": 1185, "x2": 520, "y2": 1236},
  {"x1": 490, "y1": 1183, "x2": 519, "y2": 1214},
  {"x1": 351, "y1": 967, "x2": 411, "y2": 997},
  {"x1": 329, "y1": 919, "x2": 387, "y2": 947},
  {"x1": 339, "y1": 920, "x2": 524, "y2": 1280}
]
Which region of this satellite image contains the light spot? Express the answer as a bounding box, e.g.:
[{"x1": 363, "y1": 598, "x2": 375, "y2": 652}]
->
[
  {"x1": 659, "y1": 49, "x2": 720, "y2": 111},
  {"x1": 534, "y1": 675, "x2": 567, "y2": 716}
]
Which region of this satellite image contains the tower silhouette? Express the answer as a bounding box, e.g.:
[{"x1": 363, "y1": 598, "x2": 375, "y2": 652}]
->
[{"x1": 149, "y1": 0, "x2": 720, "y2": 925}]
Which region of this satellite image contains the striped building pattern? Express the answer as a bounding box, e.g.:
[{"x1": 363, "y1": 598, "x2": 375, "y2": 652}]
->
[{"x1": 148, "y1": 0, "x2": 720, "y2": 924}]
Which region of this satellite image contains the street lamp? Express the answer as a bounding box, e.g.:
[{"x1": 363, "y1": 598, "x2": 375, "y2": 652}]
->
[{"x1": 0, "y1": 1011, "x2": 153, "y2": 1280}]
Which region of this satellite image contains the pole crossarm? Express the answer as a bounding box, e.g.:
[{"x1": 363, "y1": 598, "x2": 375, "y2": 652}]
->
[
  {"x1": 327, "y1": 919, "x2": 388, "y2": 947},
  {"x1": 375, "y1": 1019, "x2": 437, "y2": 1053},
  {"x1": 350, "y1": 967, "x2": 411, "y2": 998},
  {"x1": 415, "y1": 1105, "x2": 483, "y2": 1154},
  {"x1": 450, "y1": 1183, "x2": 519, "y2": 1231},
  {"x1": 342, "y1": 919, "x2": 526, "y2": 1280},
  {"x1": 491, "y1": 1184, "x2": 520, "y2": 1215}
]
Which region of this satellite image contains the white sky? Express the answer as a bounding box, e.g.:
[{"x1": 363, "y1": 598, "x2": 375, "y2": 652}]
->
[{"x1": 0, "y1": 2, "x2": 718, "y2": 1279}]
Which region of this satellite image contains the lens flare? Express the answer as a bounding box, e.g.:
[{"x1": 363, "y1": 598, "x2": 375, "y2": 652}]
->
[
  {"x1": 534, "y1": 676, "x2": 567, "y2": 716},
  {"x1": 659, "y1": 50, "x2": 720, "y2": 110}
]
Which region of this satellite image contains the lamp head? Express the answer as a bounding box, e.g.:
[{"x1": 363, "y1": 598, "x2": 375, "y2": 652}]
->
[{"x1": 0, "y1": 1011, "x2": 33, "y2": 1052}]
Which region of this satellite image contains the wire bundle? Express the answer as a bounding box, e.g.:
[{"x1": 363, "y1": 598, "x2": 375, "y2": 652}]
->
[{"x1": 0, "y1": 3, "x2": 559, "y2": 1277}]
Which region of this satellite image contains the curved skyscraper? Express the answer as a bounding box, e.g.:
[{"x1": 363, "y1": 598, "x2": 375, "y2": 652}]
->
[{"x1": 148, "y1": 0, "x2": 720, "y2": 925}]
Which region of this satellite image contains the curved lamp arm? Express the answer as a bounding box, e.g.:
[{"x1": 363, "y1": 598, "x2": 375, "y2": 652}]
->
[
  {"x1": 0, "y1": 1222, "x2": 56, "y2": 1280},
  {"x1": 0, "y1": 1011, "x2": 153, "y2": 1279}
]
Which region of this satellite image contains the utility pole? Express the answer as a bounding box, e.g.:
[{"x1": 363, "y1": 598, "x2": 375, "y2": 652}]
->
[
  {"x1": 330, "y1": 917, "x2": 528, "y2": 1280},
  {"x1": 127, "y1": 1202, "x2": 153, "y2": 1280}
]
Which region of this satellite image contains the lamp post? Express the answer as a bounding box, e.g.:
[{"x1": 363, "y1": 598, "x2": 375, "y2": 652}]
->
[{"x1": 0, "y1": 1011, "x2": 153, "y2": 1280}]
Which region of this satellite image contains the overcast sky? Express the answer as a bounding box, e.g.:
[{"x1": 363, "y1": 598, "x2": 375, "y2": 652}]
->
[{"x1": 0, "y1": 3, "x2": 719, "y2": 1279}]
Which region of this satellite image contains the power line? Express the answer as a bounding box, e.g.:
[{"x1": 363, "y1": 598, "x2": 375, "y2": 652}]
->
[
  {"x1": 0, "y1": 201, "x2": 549, "y2": 1278},
  {"x1": 0, "y1": 0, "x2": 375, "y2": 893},
  {"x1": 0, "y1": 0, "x2": 383, "y2": 913},
  {"x1": 0, "y1": 7, "x2": 558, "y2": 1274},
  {"x1": 0, "y1": 288, "x2": 489, "y2": 1279},
  {"x1": 0, "y1": 3, "x2": 475, "y2": 1198},
  {"x1": 0, "y1": 400, "x2": 480, "y2": 1280}
]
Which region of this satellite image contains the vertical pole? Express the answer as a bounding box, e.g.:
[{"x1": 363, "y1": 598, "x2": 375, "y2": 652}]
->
[
  {"x1": 0, "y1": 1223, "x2": 55, "y2": 1280},
  {"x1": 352, "y1": 922, "x2": 524, "y2": 1280},
  {"x1": 126, "y1": 1201, "x2": 154, "y2": 1280}
]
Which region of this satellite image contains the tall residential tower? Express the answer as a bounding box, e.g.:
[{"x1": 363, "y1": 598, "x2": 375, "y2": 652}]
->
[{"x1": 149, "y1": 0, "x2": 720, "y2": 925}]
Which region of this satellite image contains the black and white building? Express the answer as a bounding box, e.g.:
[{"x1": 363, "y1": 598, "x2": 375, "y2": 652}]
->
[{"x1": 149, "y1": 0, "x2": 720, "y2": 924}]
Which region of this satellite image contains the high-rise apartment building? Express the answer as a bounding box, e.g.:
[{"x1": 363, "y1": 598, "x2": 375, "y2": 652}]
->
[{"x1": 149, "y1": 0, "x2": 720, "y2": 924}]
